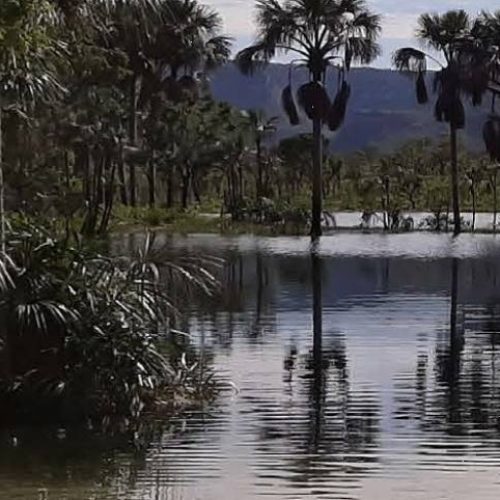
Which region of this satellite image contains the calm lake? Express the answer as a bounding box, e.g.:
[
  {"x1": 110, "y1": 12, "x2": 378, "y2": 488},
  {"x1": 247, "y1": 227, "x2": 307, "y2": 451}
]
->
[{"x1": 3, "y1": 232, "x2": 500, "y2": 500}]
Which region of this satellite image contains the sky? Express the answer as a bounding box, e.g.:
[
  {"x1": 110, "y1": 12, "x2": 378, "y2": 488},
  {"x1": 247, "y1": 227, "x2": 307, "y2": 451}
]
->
[{"x1": 204, "y1": 0, "x2": 500, "y2": 68}]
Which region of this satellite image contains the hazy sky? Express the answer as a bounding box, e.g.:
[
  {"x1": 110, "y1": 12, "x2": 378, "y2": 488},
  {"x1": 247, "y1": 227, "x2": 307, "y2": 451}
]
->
[{"x1": 204, "y1": 0, "x2": 499, "y2": 67}]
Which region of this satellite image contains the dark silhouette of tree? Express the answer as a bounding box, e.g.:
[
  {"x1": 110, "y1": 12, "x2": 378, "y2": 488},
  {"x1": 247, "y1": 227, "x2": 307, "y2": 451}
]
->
[
  {"x1": 393, "y1": 10, "x2": 488, "y2": 235},
  {"x1": 236, "y1": 0, "x2": 381, "y2": 239}
]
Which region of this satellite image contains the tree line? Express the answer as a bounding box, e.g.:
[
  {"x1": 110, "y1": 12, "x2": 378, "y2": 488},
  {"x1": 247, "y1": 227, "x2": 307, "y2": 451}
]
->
[
  {"x1": 4, "y1": 1, "x2": 500, "y2": 240},
  {"x1": 237, "y1": 2, "x2": 500, "y2": 238}
]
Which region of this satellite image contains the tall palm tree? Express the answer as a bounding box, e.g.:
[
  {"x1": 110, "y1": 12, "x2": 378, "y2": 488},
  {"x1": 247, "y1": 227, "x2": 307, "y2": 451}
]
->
[
  {"x1": 143, "y1": 0, "x2": 231, "y2": 207},
  {"x1": 108, "y1": 0, "x2": 159, "y2": 207},
  {"x1": 393, "y1": 10, "x2": 487, "y2": 236},
  {"x1": 473, "y1": 12, "x2": 500, "y2": 184},
  {"x1": 236, "y1": 0, "x2": 381, "y2": 239}
]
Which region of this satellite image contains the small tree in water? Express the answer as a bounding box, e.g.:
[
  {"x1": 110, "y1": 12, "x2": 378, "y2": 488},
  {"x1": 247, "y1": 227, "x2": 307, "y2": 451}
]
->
[{"x1": 236, "y1": 0, "x2": 381, "y2": 239}]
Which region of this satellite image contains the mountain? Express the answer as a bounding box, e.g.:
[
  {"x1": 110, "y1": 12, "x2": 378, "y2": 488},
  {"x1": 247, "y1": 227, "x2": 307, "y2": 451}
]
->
[{"x1": 209, "y1": 63, "x2": 489, "y2": 154}]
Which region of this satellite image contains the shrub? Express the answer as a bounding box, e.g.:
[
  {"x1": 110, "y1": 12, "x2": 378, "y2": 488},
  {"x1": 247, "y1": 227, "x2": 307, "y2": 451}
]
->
[{"x1": 0, "y1": 220, "x2": 221, "y2": 431}]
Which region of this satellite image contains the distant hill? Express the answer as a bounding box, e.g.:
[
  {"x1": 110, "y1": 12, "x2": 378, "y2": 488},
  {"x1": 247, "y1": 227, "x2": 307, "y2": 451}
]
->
[{"x1": 209, "y1": 63, "x2": 490, "y2": 154}]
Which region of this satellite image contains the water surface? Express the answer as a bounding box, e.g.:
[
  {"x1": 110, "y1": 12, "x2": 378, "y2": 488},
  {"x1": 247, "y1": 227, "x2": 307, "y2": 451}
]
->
[{"x1": 4, "y1": 233, "x2": 500, "y2": 500}]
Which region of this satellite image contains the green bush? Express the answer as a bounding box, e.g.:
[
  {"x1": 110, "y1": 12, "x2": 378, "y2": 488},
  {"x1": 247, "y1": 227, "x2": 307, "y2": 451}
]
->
[{"x1": 0, "y1": 220, "x2": 220, "y2": 431}]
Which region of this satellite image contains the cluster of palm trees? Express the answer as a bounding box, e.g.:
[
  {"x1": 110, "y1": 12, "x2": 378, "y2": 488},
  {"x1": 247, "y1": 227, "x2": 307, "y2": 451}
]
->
[
  {"x1": 3, "y1": 0, "x2": 500, "y2": 242},
  {"x1": 0, "y1": 0, "x2": 233, "y2": 238},
  {"x1": 237, "y1": 1, "x2": 500, "y2": 238}
]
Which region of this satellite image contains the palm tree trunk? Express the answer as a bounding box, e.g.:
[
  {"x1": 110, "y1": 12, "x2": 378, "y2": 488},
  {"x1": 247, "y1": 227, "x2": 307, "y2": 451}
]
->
[
  {"x1": 129, "y1": 74, "x2": 138, "y2": 207},
  {"x1": 167, "y1": 168, "x2": 174, "y2": 208},
  {"x1": 238, "y1": 164, "x2": 244, "y2": 201},
  {"x1": 450, "y1": 125, "x2": 461, "y2": 236},
  {"x1": 148, "y1": 160, "x2": 156, "y2": 208},
  {"x1": 192, "y1": 174, "x2": 201, "y2": 204},
  {"x1": 117, "y1": 140, "x2": 128, "y2": 205},
  {"x1": 0, "y1": 99, "x2": 5, "y2": 254},
  {"x1": 311, "y1": 116, "x2": 323, "y2": 240},
  {"x1": 99, "y1": 155, "x2": 116, "y2": 234},
  {"x1": 471, "y1": 182, "x2": 476, "y2": 232},
  {"x1": 181, "y1": 169, "x2": 191, "y2": 210},
  {"x1": 492, "y1": 170, "x2": 498, "y2": 233}
]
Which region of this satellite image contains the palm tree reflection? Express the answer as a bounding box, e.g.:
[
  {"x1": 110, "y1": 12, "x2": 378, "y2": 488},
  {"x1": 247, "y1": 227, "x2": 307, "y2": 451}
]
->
[
  {"x1": 436, "y1": 258, "x2": 463, "y2": 429},
  {"x1": 311, "y1": 250, "x2": 323, "y2": 448},
  {"x1": 254, "y1": 251, "x2": 379, "y2": 492}
]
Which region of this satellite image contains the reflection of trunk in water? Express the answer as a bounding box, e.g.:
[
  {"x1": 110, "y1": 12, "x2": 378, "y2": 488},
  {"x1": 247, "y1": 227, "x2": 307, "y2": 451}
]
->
[
  {"x1": 250, "y1": 253, "x2": 265, "y2": 337},
  {"x1": 239, "y1": 255, "x2": 244, "y2": 292},
  {"x1": 383, "y1": 258, "x2": 390, "y2": 292},
  {"x1": 311, "y1": 251, "x2": 323, "y2": 447},
  {"x1": 450, "y1": 258, "x2": 459, "y2": 340},
  {"x1": 447, "y1": 258, "x2": 463, "y2": 425},
  {"x1": 256, "y1": 253, "x2": 263, "y2": 322}
]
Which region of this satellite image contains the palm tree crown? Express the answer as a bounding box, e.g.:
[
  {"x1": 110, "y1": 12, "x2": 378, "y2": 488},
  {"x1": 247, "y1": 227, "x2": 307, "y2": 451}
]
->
[
  {"x1": 392, "y1": 10, "x2": 487, "y2": 236},
  {"x1": 237, "y1": 0, "x2": 381, "y2": 77}
]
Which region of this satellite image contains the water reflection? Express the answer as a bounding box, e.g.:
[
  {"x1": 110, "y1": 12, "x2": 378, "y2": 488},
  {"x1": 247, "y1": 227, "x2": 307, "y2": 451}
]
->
[
  {"x1": 437, "y1": 258, "x2": 464, "y2": 432},
  {"x1": 242, "y1": 250, "x2": 381, "y2": 497},
  {"x1": 6, "y1": 235, "x2": 500, "y2": 499},
  {"x1": 311, "y1": 249, "x2": 323, "y2": 446}
]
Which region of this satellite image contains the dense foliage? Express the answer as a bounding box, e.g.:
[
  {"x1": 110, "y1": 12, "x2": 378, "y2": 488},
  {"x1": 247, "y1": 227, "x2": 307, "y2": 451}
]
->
[
  {"x1": 0, "y1": 0, "x2": 235, "y2": 237},
  {"x1": 1, "y1": 1, "x2": 500, "y2": 237},
  {"x1": 0, "y1": 220, "x2": 220, "y2": 429},
  {"x1": 4, "y1": 0, "x2": 500, "y2": 432}
]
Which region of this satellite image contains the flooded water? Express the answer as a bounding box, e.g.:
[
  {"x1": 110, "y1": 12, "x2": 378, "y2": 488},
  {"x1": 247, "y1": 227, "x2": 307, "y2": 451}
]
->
[
  {"x1": 331, "y1": 211, "x2": 500, "y2": 231},
  {"x1": 4, "y1": 233, "x2": 500, "y2": 499}
]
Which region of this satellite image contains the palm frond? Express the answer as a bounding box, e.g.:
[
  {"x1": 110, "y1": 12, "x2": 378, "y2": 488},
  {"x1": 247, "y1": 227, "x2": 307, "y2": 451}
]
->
[
  {"x1": 393, "y1": 48, "x2": 427, "y2": 73},
  {"x1": 345, "y1": 36, "x2": 381, "y2": 65},
  {"x1": 417, "y1": 10, "x2": 470, "y2": 55},
  {"x1": 235, "y1": 44, "x2": 273, "y2": 75}
]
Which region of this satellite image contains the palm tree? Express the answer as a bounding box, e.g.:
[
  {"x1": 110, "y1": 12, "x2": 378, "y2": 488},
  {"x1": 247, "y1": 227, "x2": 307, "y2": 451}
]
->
[
  {"x1": 153, "y1": 0, "x2": 231, "y2": 79},
  {"x1": 142, "y1": 0, "x2": 231, "y2": 206},
  {"x1": 393, "y1": 11, "x2": 487, "y2": 236},
  {"x1": 473, "y1": 12, "x2": 500, "y2": 224},
  {"x1": 107, "y1": 0, "x2": 160, "y2": 207},
  {"x1": 236, "y1": 0, "x2": 381, "y2": 239}
]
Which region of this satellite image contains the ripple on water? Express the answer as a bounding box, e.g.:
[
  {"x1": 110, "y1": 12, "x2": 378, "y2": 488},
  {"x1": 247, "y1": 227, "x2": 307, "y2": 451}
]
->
[{"x1": 4, "y1": 234, "x2": 500, "y2": 499}]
